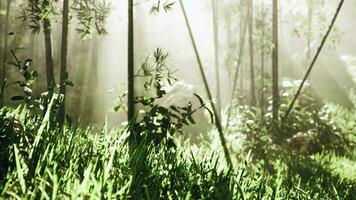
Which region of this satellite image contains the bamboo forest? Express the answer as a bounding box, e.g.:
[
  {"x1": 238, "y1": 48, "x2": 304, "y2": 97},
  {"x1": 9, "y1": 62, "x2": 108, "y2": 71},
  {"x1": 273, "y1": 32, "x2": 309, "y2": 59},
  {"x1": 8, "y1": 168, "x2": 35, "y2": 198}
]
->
[{"x1": 1, "y1": 0, "x2": 356, "y2": 199}]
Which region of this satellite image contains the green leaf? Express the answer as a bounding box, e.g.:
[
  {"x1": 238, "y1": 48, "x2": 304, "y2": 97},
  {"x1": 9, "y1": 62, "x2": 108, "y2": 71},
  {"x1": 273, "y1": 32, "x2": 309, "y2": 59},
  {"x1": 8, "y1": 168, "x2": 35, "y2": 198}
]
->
[
  {"x1": 170, "y1": 105, "x2": 180, "y2": 113},
  {"x1": 187, "y1": 115, "x2": 195, "y2": 124},
  {"x1": 114, "y1": 105, "x2": 121, "y2": 112},
  {"x1": 14, "y1": 145, "x2": 26, "y2": 194},
  {"x1": 194, "y1": 93, "x2": 205, "y2": 107},
  {"x1": 205, "y1": 107, "x2": 214, "y2": 124},
  {"x1": 65, "y1": 80, "x2": 74, "y2": 87}
]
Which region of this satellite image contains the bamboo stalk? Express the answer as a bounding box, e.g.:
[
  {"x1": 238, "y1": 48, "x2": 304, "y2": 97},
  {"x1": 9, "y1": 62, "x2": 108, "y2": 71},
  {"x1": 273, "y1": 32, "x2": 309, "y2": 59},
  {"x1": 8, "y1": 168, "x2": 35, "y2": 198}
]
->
[
  {"x1": 272, "y1": 0, "x2": 279, "y2": 124},
  {"x1": 128, "y1": 0, "x2": 135, "y2": 126},
  {"x1": 59, "y1": 0, "x2": 69, "y2": 124},
  {"x1": 211, "y1": 0, "x2": 221, "y2": 119},
  {"x1": 0, "y1": 0, "x2": 11, "y2": 106},
  {"x1": 248, "y1": 0, "x2": 256, "y2": 106},
  {"x1": 260, "y1": 0, "x2": 265, "y2": 120},
  {"x1": 225, "y1": 1, "x2": 250, "y2": 129},
  {"x1": 179, "y1": 0, "x2": 233, "y2": 168},
  {"x1": 283, "y1": 0, "x2": 345, "y2": 121}
]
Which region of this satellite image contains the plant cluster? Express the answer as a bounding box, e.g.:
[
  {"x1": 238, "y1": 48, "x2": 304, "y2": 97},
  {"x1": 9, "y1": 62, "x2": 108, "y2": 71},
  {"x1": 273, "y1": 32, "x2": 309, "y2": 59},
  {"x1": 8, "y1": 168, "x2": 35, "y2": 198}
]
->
[
  {"x1": 226, "y1": 87, "x2": 354, "y2": 167},
  {"x1": 122, "y1": 49, "x2": 213, "y2": 147},
  {"x1": 150, "y1": 0, "x2": 175, "y2": 13},
  {"x1": 19, "y1": 0, "x2": 110, "y2": 39},
  {"x1": 0, "y1": 106, "x2": 355, "y2": 199},
  {"x1": 0, "y1": 52, "x2": 74, "y2": 125}
]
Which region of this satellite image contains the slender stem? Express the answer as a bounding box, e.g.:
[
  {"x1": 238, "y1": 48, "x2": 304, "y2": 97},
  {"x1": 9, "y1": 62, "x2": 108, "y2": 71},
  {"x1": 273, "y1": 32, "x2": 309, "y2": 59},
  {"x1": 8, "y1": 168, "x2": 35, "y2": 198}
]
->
[
  {"x1": 272, "y1": 0, "x2": 279, "y2": 124},
  {"x1": 42, "y1": 9, "x2": 55, "y2": 90},
  {"x1": 239, "y1": 0, "x2": 245, "y2": 101},
  {"x1": 211, "y1": 0, "x2": 221, "y2": 119},
  {"x1": 0, "y1": 0, "x2": 11, "y2": 106},
  {"x1": 283, "y1": 0, "x2": 345, "y2": 121},
  {"x1": 10, "y1": 49, "x2": 20, "y2": 69},
  {"x1": 260, "y1": 0, "x2": 265, "y2": 120},
  {"x1": 225, "y1": 0, "x2": 250, "y2": 129},
  {"x1": 59, "y1": 0, "x2": 69, "y2": 124},
  {"x1": 0, "y1": 0, "x2": 2, "y2": 91},
  {"x1": 248, "y1": 0, "x2": 256, "y2": 106},
  {"x1": 179, "y1": 0, "x2": 233, "y2": 168},
  {"x1": 128, "y1": 0, "x2": 135, "y2": 126},
  {"x1": 307, "y1": 0, "x2": 313, "y2": 63}
]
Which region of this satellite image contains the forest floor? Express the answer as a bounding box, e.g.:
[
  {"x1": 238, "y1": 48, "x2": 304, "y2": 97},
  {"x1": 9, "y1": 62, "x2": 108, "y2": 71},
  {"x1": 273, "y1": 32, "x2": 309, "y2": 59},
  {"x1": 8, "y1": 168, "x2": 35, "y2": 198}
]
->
[{"x1": 0, "y1": 96, "x2": 356, "y2": 199}]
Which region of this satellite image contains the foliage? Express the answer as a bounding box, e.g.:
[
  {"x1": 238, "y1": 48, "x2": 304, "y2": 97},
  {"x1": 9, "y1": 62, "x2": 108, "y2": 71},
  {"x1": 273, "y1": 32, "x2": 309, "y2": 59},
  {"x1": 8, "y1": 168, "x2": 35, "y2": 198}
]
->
[
  {"x1": 0, "y1": 51, "x2": 73, "y2": 123},
  {"x1": 120, "y1": 48, "x2": 213, "y2": 146},
  {"x1": 327, "y1": 92, "x2": 356, "y2": 143},
  {"x1": 72, "y1": 0, "x2": 111, "y2": 39},
  {"x1": 0, "y1": 106, "x2": 355, "y2": 199},
  {"x1": 226, "y1": 88, "x2": 354, "y2": 166},
  {"x1": 1, "y1": 0, "x2": 355, "y2": 199},
  {"x1": 286, "y1": 0, "x2": 342, "y2": 48},
  {"x1": 19, "y1": 0, "x2": 110, "y2": 39},
  {"x1": 150, "y1": 0, "x2": 175, "y2": 13},
  {"x1": 19, "y1": 0, "x2": 59, "y2": 34}
]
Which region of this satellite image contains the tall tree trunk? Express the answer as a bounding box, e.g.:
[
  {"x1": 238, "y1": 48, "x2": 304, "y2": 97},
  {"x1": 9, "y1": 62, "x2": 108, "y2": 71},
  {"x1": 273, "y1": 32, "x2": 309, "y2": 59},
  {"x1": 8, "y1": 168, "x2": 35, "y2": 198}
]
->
[
  {"x1": 0, "y1": 0, "x2": 3, "y2": 105},
  {"x1": 248, "y1": 0, "x2": 256, "y2": 106},
  {"x1": 179, "y1": 0, "x2": 232, "y2": 167},
  {"x1": 28, "y1": 0, "x2": 35, "y2": 57},
  {"x1": 0, "y1": 0, "x2": 2, "y2": 65},
  {"x1": 211, "y1": 0, "x2": 221, "y2": 118},
  {"x1": 307, "y1": 0, "x2": 313, "y2": 63},
  {"x1": 128, "y1": 0, "x2": 135, "y2": 129},
  {"x1": 59, "y1": 0, "x2": 69, "y2": 123},
  {"x1": 239, "y1": 0, "x2": 245, "y2": 103},
  {"x1": 86, "y1": 32, "x2": 99, "y2": 122},
  {"x1": 42, "y1": 1, "x2": 55, "y2": 90},
  {"x1": 272, "y1": 0, "x2": 279, "y2": 124},
  {"x1": 284, "y1": 0, "x2": 345, "y2": 120},
  {"x1": 239, "y1": 61, "x2": 244, "y2": 101},
  {"x1": 1, "y1": 0, "x2": 11, "y2": 106},
  {"x1": 260, "y1": 0, "x2": 265, "y2": 119},
  {"x1": 225, "y1": 1, "x2": 249, "y2": 129}
]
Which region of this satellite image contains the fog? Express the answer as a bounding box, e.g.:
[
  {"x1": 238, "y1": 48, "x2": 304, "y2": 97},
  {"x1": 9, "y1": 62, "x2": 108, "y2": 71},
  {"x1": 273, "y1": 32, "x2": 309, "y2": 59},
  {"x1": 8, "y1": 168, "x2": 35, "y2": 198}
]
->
[
  {"x1": 1, "y1": 0, "x2": 355, "y2": 127},
  {"x1": 89, "y1": 0, "x2": 355, "y2": 126}
]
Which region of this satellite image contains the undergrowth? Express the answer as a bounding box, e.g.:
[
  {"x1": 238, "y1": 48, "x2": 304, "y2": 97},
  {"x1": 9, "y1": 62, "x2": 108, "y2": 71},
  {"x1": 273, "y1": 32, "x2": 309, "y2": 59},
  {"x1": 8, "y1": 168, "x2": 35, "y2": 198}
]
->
[
  {"x1": 0, "y1": 104, "x2": 355, "y2": 199},
  {"x1": 0, "y1": 49, "x2": 355, "y2": 199}
]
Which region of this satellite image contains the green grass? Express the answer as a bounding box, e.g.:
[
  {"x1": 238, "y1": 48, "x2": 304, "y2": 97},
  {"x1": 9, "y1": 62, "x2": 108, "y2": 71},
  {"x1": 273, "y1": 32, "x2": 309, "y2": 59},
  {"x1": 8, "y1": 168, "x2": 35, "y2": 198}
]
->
[{"x1": 0, "y1": 105, "x2": 355, "y2": 199}]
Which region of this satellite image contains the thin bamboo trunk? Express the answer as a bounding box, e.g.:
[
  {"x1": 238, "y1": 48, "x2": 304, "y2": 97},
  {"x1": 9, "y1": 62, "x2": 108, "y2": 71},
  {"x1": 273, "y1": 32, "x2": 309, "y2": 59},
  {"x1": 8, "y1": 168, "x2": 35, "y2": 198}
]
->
[
  {"x1": 1, "y1": 0, "x2": 11, "y2": 106},
  {"x1": 272, "y1": 0, "x2": 279, "y2": 124},
  {"x1": 211, "y1": 0, "x2": 221, "y2": 119},
  {"x1": 239, "y1": 0, "x2": 245, "y2": 101},
  {"x1": 307, "y1": 0, "x2": 313, "y2": 63},
  {"x1": 284, "y1": 0, "x2": 345, "y2": 120},
  {"x1": 239, "y1": 62, "x2": 244, "y2": 101},
  {"x1": 179, "y1": 0, "x2": 232, "y2": 168},
  {"x1": 248, "y1": 0, "x2": 256, "y2": 106},
  {"x1": 225, "y1": 2, "x2": 250, "y2": 129},
  {"x1": 128, "y1": 0, "x2": 135, "y2": 126},
  {"x1": 260, "y1": 0, "x2": 265, "y2": 119},
  {"x1": 59, "y1": 0, "x2": 69, "y2": 124},
  {"x1": 28, "y1": 0, "x2": 35, "y2": 59},
  {"x1": 0, "y1": 0, "x2": 2, "y2": 65},
  {"x1": 0, "y1": 0, "x2": 3, "y2": 105},
  {"x1": 42, "y1": 3, "x2": 55, "y2": 90}
]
